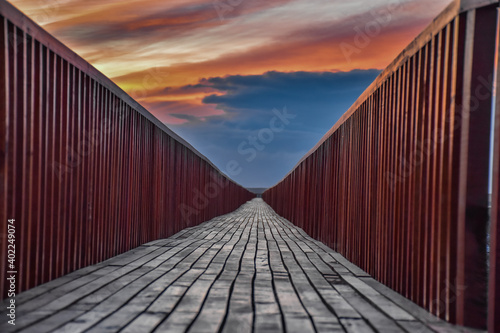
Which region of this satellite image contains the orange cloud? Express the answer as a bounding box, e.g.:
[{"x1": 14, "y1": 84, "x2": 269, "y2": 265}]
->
[
  {"x1": 112, "y1": 16, "x2": 433, "y2": 123},
  {"x1": 9, "y1": 0, "x2": 452, "y2": 124},
  {"x1": 113, "y1": 15, "x2": 429, "y2": 93},
  {"x1": 143, "y1": 99, "x2": 226, "y2": 125}
]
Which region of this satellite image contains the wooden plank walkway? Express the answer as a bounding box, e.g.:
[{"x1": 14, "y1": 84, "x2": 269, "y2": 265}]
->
[{"x1": 1, "y1": 199, "x2": 484, "y2": 333}]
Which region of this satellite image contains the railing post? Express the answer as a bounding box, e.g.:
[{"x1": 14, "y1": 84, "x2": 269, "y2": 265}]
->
[
  {"x1": 0, "y1": 14, "x2": 6, "y2": 306},
  {"x1": 489, "y1": 7, "x2": 500, "y2": 333},
  {"x1": 456, "y1": 3, "x2": 497, "y2": 329}
]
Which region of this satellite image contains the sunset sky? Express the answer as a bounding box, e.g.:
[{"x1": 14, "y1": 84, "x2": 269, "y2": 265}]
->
[{"x1": 10, "y1": 0, "x2": 452, "y2": 188}]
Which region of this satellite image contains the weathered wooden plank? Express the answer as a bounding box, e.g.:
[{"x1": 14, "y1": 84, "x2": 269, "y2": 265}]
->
[
  {"x1": 152, "y1": 215, "x2": 253, "y2": 332},
  {"x1": 187, "y1": 286, "x2": 231, "y2": 332},
  {"x1": 341, "y1": 275, "x2": 415, "y2": 321},
  {"x1": 360, "y1": 276, "x2": 443, "y2": 324},
  {"x1": 221, "y1": 274, "x2": 254, "y2": 333},
  {"x1": 4, "y1": 199, "x2": 481, "y2": 333},
  {"x1": 90, "y1": 217, "x2": 250, "y2": 332},
  {"x1": 334, "y1": 284, "x2": 406, "y2": 332},
  {"x1": 48, "y1": 215, "x2": 248, "y2": 333},
  {"x1": 17, "y1": 310, "x2": 85, "y2": 333},
  {"x1": 253, "y1": 221, "x2": 283, "y2": 333},
  {"x1": 269, "y1": 220, "x2": 341, "y2": 329},
  {"x1": 271, "y1": 216, "x2": 362, "y2": 320},
  {"x1": 340, "y1": 318, "x2": 376, "y2": 333},
  {"x1": 264, "y1": 216, "x2": 315, "y2": 332},
  {"x1": 15, "y1": 233, "x2": 216, "y2": 330},
  {"x1": 13, "y1": 265, "x2": 122, "y2": 328},
  {"x1": 2, "y1": 263, "x2": 104, "y2": 305}
]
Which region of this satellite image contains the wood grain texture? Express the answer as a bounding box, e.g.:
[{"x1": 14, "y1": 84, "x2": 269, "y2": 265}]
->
[{"x1": 0, "y1": 199, "x2": 482, "y2": 333}]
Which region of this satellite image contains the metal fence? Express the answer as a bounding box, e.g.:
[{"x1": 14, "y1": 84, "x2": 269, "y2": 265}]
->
[
  {"x1": 264, "y1": 0, "x2": 499, "y2": 331},
  {"x1": 0, "y1": 1, "x2": 253, "y2": 299}
]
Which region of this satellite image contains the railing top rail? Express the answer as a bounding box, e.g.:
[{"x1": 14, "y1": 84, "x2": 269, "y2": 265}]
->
[
  {"x1": 266, "y1": 0, "x2": 499, "y2": 191},
  {"x1": 0, "y1": 0, "x2": 244, "y2": 185}
]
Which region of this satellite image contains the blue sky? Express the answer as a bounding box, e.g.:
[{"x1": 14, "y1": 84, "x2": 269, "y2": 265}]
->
[{"x1": 170, "y1": 70, "x2": 381, "y2": 187}]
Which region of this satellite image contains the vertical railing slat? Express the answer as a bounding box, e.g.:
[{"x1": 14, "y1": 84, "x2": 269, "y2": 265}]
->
[
  {"x1": 263, "y1": 2, "x2": 499, "y2": 330},
  {"x1": 0, "y1": 3, "x2": 254, "y2": 299}
]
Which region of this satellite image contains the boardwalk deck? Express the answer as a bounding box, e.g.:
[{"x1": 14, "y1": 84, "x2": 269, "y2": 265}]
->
[{"x1": 0, "y1": 199, "x2": 484, "y2": 333}]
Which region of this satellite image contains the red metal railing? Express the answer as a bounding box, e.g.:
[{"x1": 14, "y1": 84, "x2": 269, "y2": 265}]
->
[
  {"x1": 0, "y1": 1, "x2": 253, "y2": 299},
  {"x1": 488, "y1": 4, "x2": 500, "y2": 332},
  {"x1": 264, "y1": 0, "x2": 499, "y2": 331}
]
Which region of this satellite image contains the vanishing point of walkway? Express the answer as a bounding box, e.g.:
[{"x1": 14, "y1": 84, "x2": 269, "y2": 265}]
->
[{"x1": 1, "y1": 199, "x2": 481, "y2": 333}]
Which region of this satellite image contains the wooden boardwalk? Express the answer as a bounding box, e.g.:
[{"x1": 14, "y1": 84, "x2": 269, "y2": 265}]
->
[{"x1": 1, "y1": 199, "x2": 483, "y2": 333}]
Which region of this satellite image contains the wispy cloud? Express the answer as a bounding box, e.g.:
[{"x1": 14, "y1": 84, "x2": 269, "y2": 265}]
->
[
  {"x1": 9, "y1": 0, "x2": 453, "y2": 186},
  {"x1": 11, "y1": 0, "x2": 452, "y2": 78}
]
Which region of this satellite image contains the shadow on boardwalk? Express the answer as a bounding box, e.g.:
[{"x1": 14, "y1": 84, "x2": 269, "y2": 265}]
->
[{"x1": 0, "y1": 199, "x2": 483, "y2": 333}]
